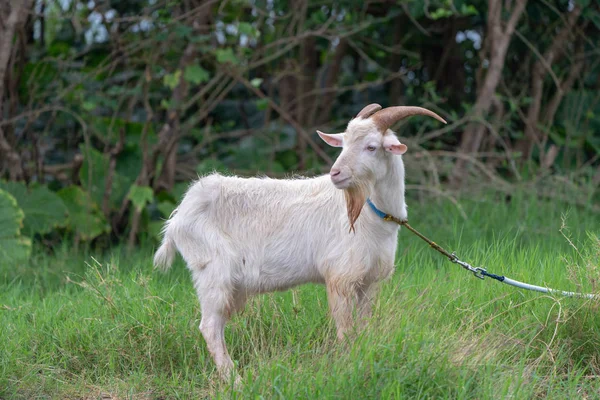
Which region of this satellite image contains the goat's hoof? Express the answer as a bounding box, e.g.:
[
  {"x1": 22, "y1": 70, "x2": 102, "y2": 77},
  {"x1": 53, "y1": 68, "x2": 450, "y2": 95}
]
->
[
  {"x1": 219, "y1": 370, "x2": 242, "y2": 390},
  {"x1": 226, "y1": 373, "x2": 242, "y2": 390},
  {"x1": 233, "y1": 375, "x2": 243, "y2": 390}
]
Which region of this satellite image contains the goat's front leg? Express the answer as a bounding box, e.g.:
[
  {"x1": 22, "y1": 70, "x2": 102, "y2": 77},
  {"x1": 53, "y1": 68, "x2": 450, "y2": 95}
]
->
[{"x1": 326, "y1": 281, "x2": 357, "y2": 340}]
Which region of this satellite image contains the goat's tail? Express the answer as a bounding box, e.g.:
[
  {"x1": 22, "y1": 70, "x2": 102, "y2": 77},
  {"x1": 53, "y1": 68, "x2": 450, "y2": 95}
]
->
[{"x1": 154, "y1": 230, "x2": 176, "y2": 272}]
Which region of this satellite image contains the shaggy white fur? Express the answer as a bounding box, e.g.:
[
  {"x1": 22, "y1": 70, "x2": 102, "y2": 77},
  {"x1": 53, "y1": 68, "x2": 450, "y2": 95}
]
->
[{"x1": 154, "y1": 114, "x2": 411, "y2": 382}]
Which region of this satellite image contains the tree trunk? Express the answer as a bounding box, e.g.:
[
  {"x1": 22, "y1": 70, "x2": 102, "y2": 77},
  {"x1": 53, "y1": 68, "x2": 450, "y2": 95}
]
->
[
  {"x1": 316, "y1": 39, "x2": 348, "y2": 125},
  {"x1": 295, "y1": 35, "x2": 317, "y2": 169},
  {"x1": 388, "y1": 15, "x2": 405, "y2": 105},
  {"x1": 516, "y1": 5, "x2": 581, "y2": 162},
  {"x1": 154, "y1": 4, "x2": 212, "y2": 192},
  {"x1": 0, "y1": 0, "x2": 33, "y2": 181},
  {"x1": 451, "y1": 0, "x2": 527, "y2": 184}
]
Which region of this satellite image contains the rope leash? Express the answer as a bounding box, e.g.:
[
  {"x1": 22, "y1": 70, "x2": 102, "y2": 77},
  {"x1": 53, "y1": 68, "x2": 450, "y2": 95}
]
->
[{"x1": 365, "y1": 198, "x2": 597, "y2": 300}]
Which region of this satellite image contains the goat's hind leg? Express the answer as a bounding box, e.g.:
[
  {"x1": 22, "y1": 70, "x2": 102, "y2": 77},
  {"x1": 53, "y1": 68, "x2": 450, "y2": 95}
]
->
[
  {"x1": 199, "y1": 308, "x2": 241, "y2": 385},
  {"x1": 356, "y1": 282, "x2": 377, "y2": 327},
  {"x1": 192, "y1": 266, "x2": 242, "y2": 384}
]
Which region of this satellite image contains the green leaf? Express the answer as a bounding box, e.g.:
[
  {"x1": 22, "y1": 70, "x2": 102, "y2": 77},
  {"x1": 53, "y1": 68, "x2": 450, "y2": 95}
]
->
[
  {"x1": 160, "y1": 99, "x2": 171, "y2": 109},
  {"x1": 460, "y1": 4, "x2": 479, "y2": 16},
  {"x1": 583, "y1": 7, "x2": 600, "y2": 30},
  {"x1": 127, "y1": 185, "x2": 154, "y2": 212},
  {"x1": 430, "y1": 8, "x2": 453, "y2": 20},
  {"x1": 171, "y1": 182, "x2": 190, "y2": 203},
  {"x1": 215, "y1": 48, "x2": 239, "y2": 65},
  {"x1": 184, "y1": 65, "x2": 210, "y2": 85},
  {"x1": 238, "y1": 22, "x2": 258, "y2": 37},
  {"x1": 157, "y1": 201, "x2": 176, "y2": 218},
  {"x1": 196, "y1": 159, "x2": 227, "y2": 175},
  {"x1": 174, "y1": 24, "x2": 193, "y2": 38},
  {"x1": 82, "y1": 101, "x2": 96, "y2": 111},
  {"x1": 148, "y1": 220, "x2": 165, "y2": 241},
  {"x1": 57, "y1": 186, "x2": 110, "y2": 241},
  {"x1": 79, "y1": 146, "x2": 131, "y2": 210},
  {"x1": 0, "y1": 182, "x2": 68, "y2": 236},
  {"x1": 163, "y1": 70, "x2": 182, "y2": 89},
  {"x1": 277, "y1": 150, "x2": 298, "y2": 169},
  {"x1": 0, "y1": 189, "x2": 31, "y2": 262},
  {"x1": 256, "y1": 98, "x2": 269, "y2": 111}
]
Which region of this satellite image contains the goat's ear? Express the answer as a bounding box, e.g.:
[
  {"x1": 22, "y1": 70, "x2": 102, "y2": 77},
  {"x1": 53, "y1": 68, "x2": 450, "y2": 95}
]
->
[
  {"x1": 317, "y1": 130, "x2": 343, "y2": 147},
  {"x1": 383, "y1": 135, "x2": 408, "y2": 155}
]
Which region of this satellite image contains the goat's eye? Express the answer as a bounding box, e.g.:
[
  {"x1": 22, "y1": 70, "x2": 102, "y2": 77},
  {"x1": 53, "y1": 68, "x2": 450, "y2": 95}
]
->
[{"x1": 366, "y1": 145, "x2": 377, "y2": 152}]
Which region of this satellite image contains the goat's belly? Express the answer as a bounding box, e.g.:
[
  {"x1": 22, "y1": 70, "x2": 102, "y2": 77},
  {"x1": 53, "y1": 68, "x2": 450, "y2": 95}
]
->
[
  {"x1": 255, "y1": 275, "x2": 324, "y2": 294},
  {"x1": 237, "y1": 260, "x2": 324, "y2": 295}
]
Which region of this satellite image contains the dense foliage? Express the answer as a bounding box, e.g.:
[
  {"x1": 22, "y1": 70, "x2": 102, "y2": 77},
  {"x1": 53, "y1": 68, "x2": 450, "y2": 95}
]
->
[{"x1": 0, "y1": 0, "x2": 598, "y2": 259}]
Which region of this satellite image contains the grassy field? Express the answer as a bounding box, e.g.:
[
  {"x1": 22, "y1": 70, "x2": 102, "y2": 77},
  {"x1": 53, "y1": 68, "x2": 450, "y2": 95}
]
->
[{"x1": 1, "y1": 191, "x2": 600, "y2": 399}]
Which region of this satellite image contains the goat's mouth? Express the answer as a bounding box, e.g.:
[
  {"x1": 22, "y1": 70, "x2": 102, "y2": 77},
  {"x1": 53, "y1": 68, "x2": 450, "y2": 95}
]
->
[{"x1": 332, "y1": 176, "x2": 351, "y2": 189}]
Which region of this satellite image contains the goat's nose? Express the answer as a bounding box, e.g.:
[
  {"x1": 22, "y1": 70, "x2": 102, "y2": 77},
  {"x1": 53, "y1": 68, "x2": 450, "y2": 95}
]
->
[{"x1": 330, "y1": 168, "x2": 341, "y2": 177}]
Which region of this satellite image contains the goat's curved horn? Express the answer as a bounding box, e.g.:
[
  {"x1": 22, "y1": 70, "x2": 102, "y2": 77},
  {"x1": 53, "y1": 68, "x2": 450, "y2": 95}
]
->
[
  {"x1": 372, "y1": 106, "x2": 447, "y2": 132},
  {"x1": 356, "y1": 103, "x2": 382, "y2": 119}
]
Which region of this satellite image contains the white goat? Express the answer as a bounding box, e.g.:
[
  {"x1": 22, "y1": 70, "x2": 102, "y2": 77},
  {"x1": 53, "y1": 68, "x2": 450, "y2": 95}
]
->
[{"x1": 154, "y1": 104, "x2": 446, "y2": 381}]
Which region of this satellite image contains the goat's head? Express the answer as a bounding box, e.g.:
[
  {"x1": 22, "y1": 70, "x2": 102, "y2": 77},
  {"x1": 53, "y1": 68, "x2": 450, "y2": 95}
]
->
[{"x1": 318, "y1": 104, "x2": 446, "y2": 229}]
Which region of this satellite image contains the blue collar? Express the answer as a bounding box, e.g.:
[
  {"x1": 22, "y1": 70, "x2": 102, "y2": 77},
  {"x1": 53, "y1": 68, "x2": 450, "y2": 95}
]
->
[
  {"x1": 366, "y1": 198, "x2": 388, "y2": 219},
  {"x1": 366, "y1": 198, "x2": 405, "y2": 225}
]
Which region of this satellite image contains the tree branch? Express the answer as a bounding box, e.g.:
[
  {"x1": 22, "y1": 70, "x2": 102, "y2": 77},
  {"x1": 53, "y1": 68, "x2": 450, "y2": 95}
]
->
[
  {"x1": 518, "y1": 4, "x2": 582, "y2": 160},
  {"x1": 231, "y1": 71, "x2": 333, "y2": 166}
]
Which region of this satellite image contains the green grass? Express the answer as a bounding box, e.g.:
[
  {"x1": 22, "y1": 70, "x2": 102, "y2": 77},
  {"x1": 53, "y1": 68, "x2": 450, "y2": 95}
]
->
[{"x1": 1, "y1": 191, "x2": 600, "y2": 399}]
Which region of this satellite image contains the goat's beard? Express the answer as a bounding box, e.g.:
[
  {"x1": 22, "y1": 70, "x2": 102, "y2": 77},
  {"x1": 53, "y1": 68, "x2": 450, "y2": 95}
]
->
[{"x1": 343, "y1": 180, "x2": 372, "y2": 233}]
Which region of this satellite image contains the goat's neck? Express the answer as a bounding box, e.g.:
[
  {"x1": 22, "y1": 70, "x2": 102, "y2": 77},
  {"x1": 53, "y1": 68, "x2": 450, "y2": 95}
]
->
[{"x1": 369, "y1": 156, "x2": 406, "y2": 219}]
